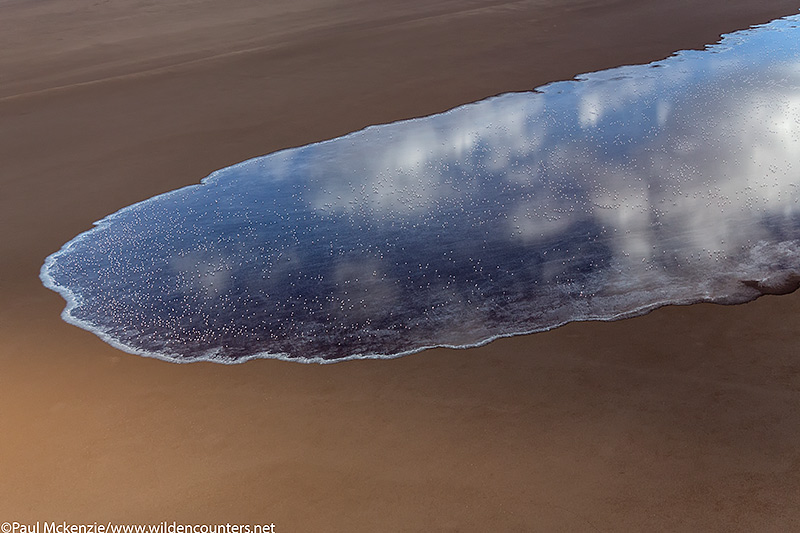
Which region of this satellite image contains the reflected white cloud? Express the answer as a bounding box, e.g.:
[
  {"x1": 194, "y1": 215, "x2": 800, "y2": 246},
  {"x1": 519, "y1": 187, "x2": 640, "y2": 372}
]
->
[{"x1": 41, "y1": 15, "x2": 800, "y2": 363}]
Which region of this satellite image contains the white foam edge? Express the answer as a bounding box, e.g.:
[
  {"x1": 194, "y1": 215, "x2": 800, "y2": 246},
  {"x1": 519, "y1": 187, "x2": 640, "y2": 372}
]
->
[
  {"x1": 36, "y1": 257, "x2": 765, "y2": 365},
  {"x1": 38, "y1": 12, "x2": 800, "y2": 364}
]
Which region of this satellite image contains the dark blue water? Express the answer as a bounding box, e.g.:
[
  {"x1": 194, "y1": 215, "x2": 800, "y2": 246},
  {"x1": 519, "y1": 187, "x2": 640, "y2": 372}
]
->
[{"x1": 41, "y1": 15, "x2": 800, "y2": 363}]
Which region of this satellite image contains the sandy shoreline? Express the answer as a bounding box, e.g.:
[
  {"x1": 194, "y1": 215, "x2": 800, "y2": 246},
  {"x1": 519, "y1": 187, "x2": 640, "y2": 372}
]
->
[{"x1": 2, "y1": 0, "x2": 800, "y2": 530}]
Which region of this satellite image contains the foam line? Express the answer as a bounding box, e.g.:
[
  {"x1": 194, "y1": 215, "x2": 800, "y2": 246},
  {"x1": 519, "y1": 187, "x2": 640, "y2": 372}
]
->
[{"x1": 41, "y1": 14, "x2": 800, "y2": 363}]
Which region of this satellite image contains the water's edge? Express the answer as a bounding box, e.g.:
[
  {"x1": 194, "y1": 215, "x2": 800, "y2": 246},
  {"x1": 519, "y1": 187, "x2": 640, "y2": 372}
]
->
[{"x1": 40, "y1": 14, "x2": 800, "y2": 363}]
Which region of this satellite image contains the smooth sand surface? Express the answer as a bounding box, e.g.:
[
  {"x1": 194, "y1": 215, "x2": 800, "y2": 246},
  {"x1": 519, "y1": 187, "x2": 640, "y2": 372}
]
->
[{"x1": 2, "y1": 0, "x2": 800, "y2": 530}]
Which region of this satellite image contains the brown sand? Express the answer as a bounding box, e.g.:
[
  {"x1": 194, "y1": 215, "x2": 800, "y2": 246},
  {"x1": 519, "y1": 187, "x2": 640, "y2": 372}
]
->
[{"x1": 2, "y1": 0, "x2": 800, "y2": 530}]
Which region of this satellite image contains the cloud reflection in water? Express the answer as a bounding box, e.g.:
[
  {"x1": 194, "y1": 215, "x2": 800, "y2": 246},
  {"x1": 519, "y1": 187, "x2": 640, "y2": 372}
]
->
[{"x1": 41, "y1": 15, "x2": 800, "y2": 362}]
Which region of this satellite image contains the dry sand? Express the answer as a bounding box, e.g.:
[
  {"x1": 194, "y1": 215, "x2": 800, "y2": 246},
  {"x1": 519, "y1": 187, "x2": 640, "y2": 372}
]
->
[{"x1": 2, "y1": 0, "x2": 800, "y2": 530}]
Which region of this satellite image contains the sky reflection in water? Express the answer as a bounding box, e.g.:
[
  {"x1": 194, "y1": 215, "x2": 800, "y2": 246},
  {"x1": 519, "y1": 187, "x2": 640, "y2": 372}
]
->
[{"x1": 42, "y1": 15, "x2": 800, "y2": 362}]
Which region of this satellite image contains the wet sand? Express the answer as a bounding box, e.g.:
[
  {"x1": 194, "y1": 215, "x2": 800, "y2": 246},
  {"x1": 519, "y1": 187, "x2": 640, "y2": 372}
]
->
[{"x1": 2, "y1": 0, "x2": 800, "y2": 530}]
